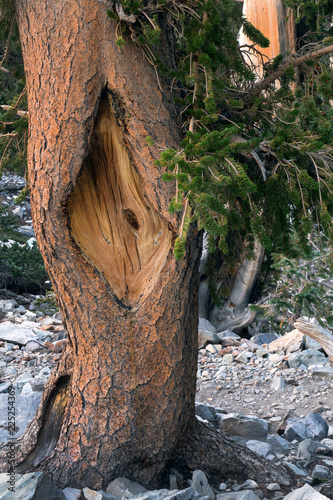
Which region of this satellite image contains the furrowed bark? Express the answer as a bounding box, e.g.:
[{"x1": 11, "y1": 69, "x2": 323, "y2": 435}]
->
[{"x1": 7, "y1": 0, "x2": 201, "y2": 489}]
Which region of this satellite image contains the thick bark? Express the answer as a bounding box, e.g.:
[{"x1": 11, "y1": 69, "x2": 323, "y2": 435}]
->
[{"x1": 8, "y1": 0, "x2": 201, "y2": 490}]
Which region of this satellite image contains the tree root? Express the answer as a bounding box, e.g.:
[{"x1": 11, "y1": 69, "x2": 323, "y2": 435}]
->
[{"x1": 168, "y1": 419, "x2": 295, "y2": 495}]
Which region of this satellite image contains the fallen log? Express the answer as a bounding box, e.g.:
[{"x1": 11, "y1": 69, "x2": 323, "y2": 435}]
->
[{"x1": 294, "y1": 318, "x2": 333, "y2": 365}]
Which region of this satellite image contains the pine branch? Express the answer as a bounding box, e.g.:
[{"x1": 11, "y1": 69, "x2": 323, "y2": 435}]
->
[{"x1": 245, "y1": 44, "x2": 333, "y2": 101}]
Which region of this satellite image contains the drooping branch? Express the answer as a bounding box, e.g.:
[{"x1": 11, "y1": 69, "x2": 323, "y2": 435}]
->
[
  {"x1": 294, "y1": 318, "x2": 333, "y2": 365},
  {"x1": 245, "y1": 44, "x2": 333, "y2": 101}
]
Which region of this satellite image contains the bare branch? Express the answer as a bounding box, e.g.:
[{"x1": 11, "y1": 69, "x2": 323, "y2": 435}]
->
[
  {"x1": 245, "y1": 44, "x2": 333, "y2": 101},
  {"x1": 0, "y1": 105, "x2": 28, "y2": 117},
  {"x1": 115, "y1": 2, "x2": 137, "y2": 23}
]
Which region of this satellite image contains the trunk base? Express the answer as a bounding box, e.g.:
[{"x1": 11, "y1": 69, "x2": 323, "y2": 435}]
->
[{"x1": 167, "y1": 419, "x2": 294, "y2": 496}]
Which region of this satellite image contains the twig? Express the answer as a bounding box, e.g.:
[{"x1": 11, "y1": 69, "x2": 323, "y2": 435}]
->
[{"x1": 115, "y1": 2, "x2": 137, "y2": 23}]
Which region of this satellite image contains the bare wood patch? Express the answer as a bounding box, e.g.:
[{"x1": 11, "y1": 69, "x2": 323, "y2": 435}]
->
[{"x1": 68, "y1": 96, "x2": 171, "y2": 308}]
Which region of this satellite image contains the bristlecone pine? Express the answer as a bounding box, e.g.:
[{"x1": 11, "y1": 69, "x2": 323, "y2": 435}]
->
[{"x1": 0, "y1": 0, "x2": 292, "y2": 493}]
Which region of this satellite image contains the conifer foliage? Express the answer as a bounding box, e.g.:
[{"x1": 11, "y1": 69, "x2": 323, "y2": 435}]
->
[
  {"x1": 0, "y1": 1, "x2": 27, "y2": 176},
  {"x1": 107, "y1": 0, "x2": 333, "y2": 265},
  {"x1": 1, "y1": 0, "x2": 333, "y2": 268}
]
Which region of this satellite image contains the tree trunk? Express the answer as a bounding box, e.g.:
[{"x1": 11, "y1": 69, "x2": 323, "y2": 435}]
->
[
  {"x1": 239, "y1": 0, "x2": 292, "y2": 78},
  {"x1": 0, "y1": 0, "x2": 294, "y2": 492},
  {"x1": 209, "y1": 239, "x2": 264, "y2": 332},
  {"x1": 10, "y1": 0, "x2": 201, "y2": 490},
  {"x1": 199, "y1": 237, "x2": 264, "y2": 333}
]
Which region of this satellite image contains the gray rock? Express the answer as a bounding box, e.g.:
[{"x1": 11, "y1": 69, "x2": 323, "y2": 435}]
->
[
  {"x1": 0, "y1": 322, "x2": 39, "y2": 345},
  {"x1": 251, "y1": 333, "x2": 278, "y2": 345},
  {"x1": 216, "y1": 492, "x2": 261, "y2": 500},
  {"x1": 297, "y1": 439, "x2": 322, "y2": 459},
  {"x1": 25, "y1": 340, "x2": 42, "y2": 352},
  {"x1": 164, "y1": 487, "x2": 197, "y2": 500},
  {"x1": 21, "y1": 382, "x2": 33, "y2": 397},
  {"x1": 63, "y1": 488, "x2": 82, "y2": 500},
  {"x1": 222, "y1": 354, "x2": 234, "y2": 364},
  {"x1": 191, "y1": 470, "x2": 214, "y2": 500},
  {"x1": 321, "y1": 438, "x2": 333, "y2": 450},
  {"x1": 0, "y1": 383, "x2": 11, "y2": 394},
  {"x1": 198, "y1": 330, "x2": 221, "y2": 349},
  {"x1": 218, "y1": 330, "x2": 240, "y2": 339},
  {"x1": 14, "y1": 372, "x2": 34, "y2": 391},
  {"x1": 0, "y1": 472, "x2": 65, "y2": 499},
  {"x1": 283, "y1": 484, "x2": 330, "y2": 499},
  {"x1": 106, "y1": 478, "x2": 148, "y2": 498},
  {"x1": 288, "y1": 352, "x2": 303, "y2": 369},
  {"x1": 198, "y1": 318, "x2": 216, "y2": 333},
  {"x1": 266, "y1": 435, "x2": 291, "y2": 453},
  {"x1": 303, "y1": 412, "x2": 329, "y2": 440},
  {"x1": 98, "y1": 493, "x2": 119, "y2": 500},
  {"x1": 304, "y1": 337, "x2": 323, "y2": 351},
  {"x1": 283, "y1": 462, "x2": 307, "y2": 477},
  {"x1": 309, "y1": 366, "x2": 333, "y2": 379},
  {"x1": 0, "y1": 392, "x2": 42, "y2": 444},
  {"x1": 271, "y1": 376, "x2": 286, "y2": 391},
  {"x1": 245, "y1": 440, "x2": 271, "y2": 457},
  {"x1": 311, "y1": 465, "x2": 330, "y2": 480},
  {"x1": 195, "y1": 404, "x2": 217, "y2": 423},
  {"x1": 298, "y1": 349, "x2": 327, "y2": 367},
  {"x1": 235, "y1": 352, "x2": 250, "y2": 364},
  {"x1": 220, "y1": 414, "x2": 268, "y2": 442},
  {"x1": 266, "y1": 484, "x2": 280, "y2": 492},
  {"x1": 237, "y1": 480, "x2": 258, "y2": 491},
  {"x1": 127, "y1": 491, "x2": 176, "y2": 500},
  {"x1": 284, "y1": 419, "x2": 308, "y2": 441},
  {"x1": 284, "y1": 412, "x2": 328, "y2": 442},
  {"x1": 256, "y1": 348, "x2": 268, "y2": 358}
]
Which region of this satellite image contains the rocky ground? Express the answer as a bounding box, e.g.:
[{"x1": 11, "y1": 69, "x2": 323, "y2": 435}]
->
[
  {"x1": 0, "y1": 174, "x2": 332, "y2": 498},
  {"x1": 196, "y1": 321, "x2": 333, "y2": 428}
]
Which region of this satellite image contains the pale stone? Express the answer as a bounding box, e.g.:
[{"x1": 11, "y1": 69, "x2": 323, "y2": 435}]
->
[
  {"x1": 106, "y1": 478, "x2": 148, "y2": 498},
  {"x1": 0, "y1": 322, "x2": 39, "y2": 345},
  {"x1": 245, "y1": 440, "x2": 271, "y2": 457},
  {"x1": 220, "y1": 414, "x2": 268, "y2": 441},
  {"x1": 191, "y1": 470, "x2": 214, "y2": 500},
  {"x1": 0, "y1": 472, "x2": 65, "y2": 499},
  {"x1": 283, "y1": 484, "x2": 330, "y2": 499},
  {"x1": 63, "y1": 487, "x2": 82, "y2": 500},
  {"x1": 82, "y1": 487, "x2": 103, "y2": 500}
]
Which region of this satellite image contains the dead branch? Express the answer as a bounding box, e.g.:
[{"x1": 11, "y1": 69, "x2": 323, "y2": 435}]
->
[
  {"x1": 245, "y1": 44, "x2": 333, "y2": 101},
  {"x1": 0, "y1": 105, "x2": 28, "y2": 117}
]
